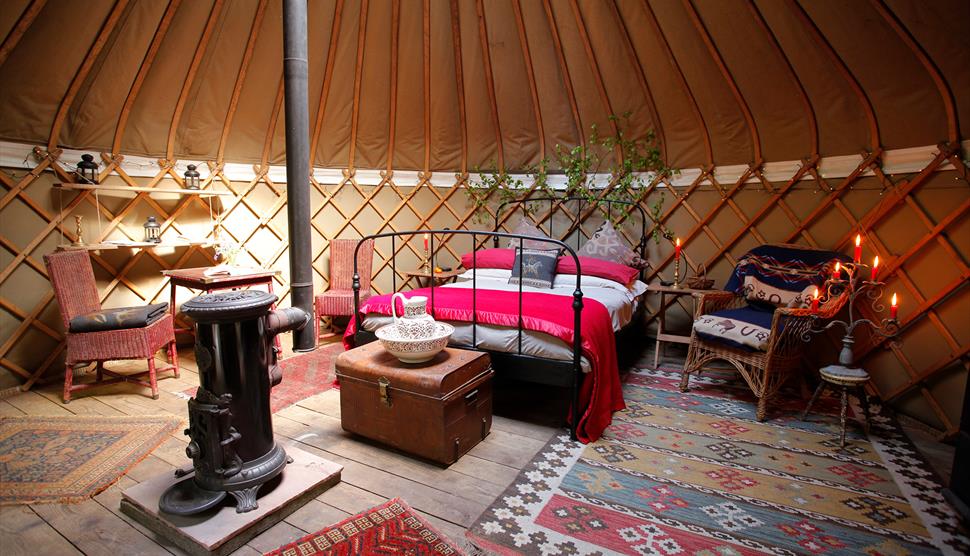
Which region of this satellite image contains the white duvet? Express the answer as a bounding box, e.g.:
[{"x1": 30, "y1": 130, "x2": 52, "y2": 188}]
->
[{"x1": 361, "y1": 269, "x2": 646, "y2": 371}]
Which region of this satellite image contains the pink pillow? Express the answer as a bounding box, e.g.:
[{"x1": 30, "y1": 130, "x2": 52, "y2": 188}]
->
[
  {"x1": 557, "y1": 255, "x2": 639, "y2": 286},
  {"x1": 462, "y1": 248, "x2": 639, "y2": 286}
]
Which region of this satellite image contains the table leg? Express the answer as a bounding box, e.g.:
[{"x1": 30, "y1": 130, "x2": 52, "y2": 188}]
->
[{"x1": 653, "y1": 292, "x2": 665, "y2": 369}]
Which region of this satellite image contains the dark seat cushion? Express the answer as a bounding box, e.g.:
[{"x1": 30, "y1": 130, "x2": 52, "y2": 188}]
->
[
  {"x1": 693, "y1": 305, "x2": 781, "y2": 352},
  {"x1": 69, "y1": 303, "x2": 169, "y2": 333}
]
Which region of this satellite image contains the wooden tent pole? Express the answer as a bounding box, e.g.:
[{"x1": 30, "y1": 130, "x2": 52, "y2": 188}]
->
[{"x1": 283, "y1": 0, "x2": 315, "y2": 352}]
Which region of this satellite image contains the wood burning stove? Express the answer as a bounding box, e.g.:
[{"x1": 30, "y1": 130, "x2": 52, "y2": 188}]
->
[{"x1": 159, "y1": 290, "x2": 309, "y2": 516}]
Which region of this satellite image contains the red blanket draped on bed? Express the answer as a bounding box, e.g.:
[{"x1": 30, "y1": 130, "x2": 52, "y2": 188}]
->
[{"x1": 343, "y1": 287, "x2": 625, "y2": 443}]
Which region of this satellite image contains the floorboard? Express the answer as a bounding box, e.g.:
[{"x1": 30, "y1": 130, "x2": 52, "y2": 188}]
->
[{"x1": 0, "y1": 342, "x2": 954, "y2": 555}]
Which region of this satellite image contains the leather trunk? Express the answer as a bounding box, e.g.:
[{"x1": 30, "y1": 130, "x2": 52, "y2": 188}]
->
[{"x1": 335, "y1": 342, "x2": 493, "y2": 465}]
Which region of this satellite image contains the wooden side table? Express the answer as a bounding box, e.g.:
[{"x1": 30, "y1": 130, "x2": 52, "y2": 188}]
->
[
  {"x1": 402, "y1": 268, "x2": 463, "y2": 288},
  {"x1": 646, "y1": 284, "x2": 716, "y2": 369}
]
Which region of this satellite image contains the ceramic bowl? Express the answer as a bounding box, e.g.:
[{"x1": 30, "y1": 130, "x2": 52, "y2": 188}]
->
[{"x1": 375, "y1": 322, "x2": 454, "y2": 364}]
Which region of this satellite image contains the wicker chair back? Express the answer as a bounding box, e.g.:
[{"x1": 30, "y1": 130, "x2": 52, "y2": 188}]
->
[{"x1": 44, "y1": 250, "x2": 102, "y2": 329}]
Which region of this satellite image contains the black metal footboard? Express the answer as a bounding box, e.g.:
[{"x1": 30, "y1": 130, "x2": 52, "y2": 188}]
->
[{"x1": 351, "y1": 230, "x2": 585, "y2": 440}]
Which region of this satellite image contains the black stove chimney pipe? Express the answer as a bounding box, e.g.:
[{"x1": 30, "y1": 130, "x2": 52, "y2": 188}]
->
[{"x1": 283, "y1": 0, "x2": 315, "y2": 352}]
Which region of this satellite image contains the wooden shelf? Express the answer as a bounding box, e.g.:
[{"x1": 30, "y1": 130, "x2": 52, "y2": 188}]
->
[
  {"x1": 57, "y1": 241, "x2": 214, "y2": 252},
  {"x1": 53, "y1": 182, "x2": 233, "y2": 197}
]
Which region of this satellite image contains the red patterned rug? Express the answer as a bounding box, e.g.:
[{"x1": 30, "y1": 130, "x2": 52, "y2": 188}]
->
[
  {"x1": 180, "y1": 342, "x2": 343, "y2": 413},
  {"x1": 264, "y1": 498, "x2": 465, "y2": 555},
  {"x1": 0, "y1": 415, "x2": 181, "y2": 505}
]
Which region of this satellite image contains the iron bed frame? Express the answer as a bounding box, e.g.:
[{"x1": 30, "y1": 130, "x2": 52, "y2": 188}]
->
[{"x1": 351, "y1": 197, "x2": 648, "y2": 440}]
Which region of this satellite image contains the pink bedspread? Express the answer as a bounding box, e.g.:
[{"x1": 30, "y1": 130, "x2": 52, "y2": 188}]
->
[{"x1": 344, "y1": 287, "x2": 625, "y2": 443}]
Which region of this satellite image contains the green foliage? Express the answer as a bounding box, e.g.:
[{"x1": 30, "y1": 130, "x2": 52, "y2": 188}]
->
[{"x1": 464, "y1": 113, "x2": 675, "y2": 241}]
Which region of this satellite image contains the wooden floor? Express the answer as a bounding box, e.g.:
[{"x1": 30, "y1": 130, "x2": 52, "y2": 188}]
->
[{"x1": 0, "y1": 341, "x2": 954, "y2": 555}]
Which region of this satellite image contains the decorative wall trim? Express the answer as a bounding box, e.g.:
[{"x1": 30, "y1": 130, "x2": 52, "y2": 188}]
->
[{"x1": 1, "y1": 139, "x2": 965, "y2": 187}]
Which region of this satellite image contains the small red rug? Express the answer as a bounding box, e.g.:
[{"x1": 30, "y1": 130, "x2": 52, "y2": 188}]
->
[
  {"x1": 179, "y1": 342, "x2": 343, "y2": 414},
  {"x1": 264, "y1": 498, "x2": 465, "y2": 555}
]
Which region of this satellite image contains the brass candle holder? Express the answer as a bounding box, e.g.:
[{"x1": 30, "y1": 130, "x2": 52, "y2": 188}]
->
[
  {"x1": 420, "y1": 248, "x2": 431, "y2": 272},
  {"x1": 673, "y1": 257, "x2": 681, "y2": 288},
  {"x1": 73, "y1": 215, "x2": 84, "y2": 246}
]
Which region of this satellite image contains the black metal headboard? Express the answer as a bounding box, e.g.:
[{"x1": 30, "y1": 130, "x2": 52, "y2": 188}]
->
[{"x1": 494, "y1": 195, "x2": 649, "y2": 280}]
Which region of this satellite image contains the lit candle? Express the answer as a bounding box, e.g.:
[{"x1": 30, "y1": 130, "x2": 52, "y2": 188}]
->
[
  {"x1": 423, "y1": 233, "x2": 429, "y2": 251},
  {"x1": 890, "y1": 293, "x2": 898, "y2": 320},
  {"x1": 870, "y1": 256, "x2": 879, "y2": 282},
  {"x1": 854, "y1": 234, "x2": 862, "y2": 263},
  {"x1": 811, "y1": 287, "x2": 820, "y2": 314},
  {"x1": 675, "y1": 238, "x2": 681, "y2": 260},
  {"x1": 832, "y1": 261, "x2": 841, "y2": 281}
]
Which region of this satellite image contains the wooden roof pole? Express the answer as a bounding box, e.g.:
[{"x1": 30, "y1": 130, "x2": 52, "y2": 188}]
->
[
  {"x1": 787, "y1": 0, "x2": 880, "y2": 152},
  {"x1": 112, "y1": 0, "x2": 180, "y2": 156},
  {"x1": 449, "y1": 0, "x2": 468, "y2": 173},
  {"x1": 347, "y1": 0, "x2": 369, "y2": 170},
  {"x1": 639, "y1": 0, "x2": 712, "y2": 166},
  {"x1": 609, "y1": 0, "x2": 665, "y2": 163},
  {"x1": 870, "y1": 0, "x2": 958, "y2": 144},
  {"x1": 308, "y1": 0, "x2": 345, "y2": 167},
  {"x1": 48, "y1": 0, "x2": 129, "y2": 152},
  {"x1": 422, "y1": 0, "x2": 431, "y2": 172},
  {"x1": 165, "y1": 0, "x2": 225, "y2": 162},
  {"x1": 746, "y1": 0, "x2": 818, "y2": 157},
  {"x1": 386, "y1": 0, "x2": 401, "y2": 172},
  {"x1": 570, "y1": 0, "x2": 622, "y2": 164},
  {"x1": 260, "y1": 77, "x2": 285, "y2": 170},
  {"x1": 217, "y1": 0, "x2": 269, "y2": 165},
  {"x1": 475, "y1": 0, "x2": 504, "y2": 170},
  {"x1": 541, "y1": 0, "x2": 584, "y2": 149},
  {"x1": 0, "y1": 0, "x2": 47, "y2": 69},
  {"x1": 682, "y1": 0, "x2": 762, "y2": 165},
  {"x1": 511, "y1": 0, "x2": 545, "y2": 163}
]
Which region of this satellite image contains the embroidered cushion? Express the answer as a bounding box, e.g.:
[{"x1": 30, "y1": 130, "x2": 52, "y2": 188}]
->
[
  {"x1": 693, "y1": 305, "x2": 779, "y2": 352},
  {"x1": 506, "y1": 218, "x2": 554, "y2": 250},
  {"x1": 508, "y1": 248, "x2": 560, "y2": 289},
  {"x1": 69, "y1": 303, "x2": 169, "y2": 333},
  {"x1": 725, "y1": 244, "x2": 846, "y2": 309},
  {"x1": 579, "y1": 221, "x2": 639, "y2": 267}
]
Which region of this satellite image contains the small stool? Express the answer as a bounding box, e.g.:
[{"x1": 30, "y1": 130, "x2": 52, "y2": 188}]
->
[{"x1": 801, "y1": 364, "x2": 872, "y2": 447}]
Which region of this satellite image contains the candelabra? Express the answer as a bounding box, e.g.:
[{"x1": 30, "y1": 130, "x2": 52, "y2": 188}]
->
[{"x1": 802, "y1": 261, "x2": 899, "y2": 368}]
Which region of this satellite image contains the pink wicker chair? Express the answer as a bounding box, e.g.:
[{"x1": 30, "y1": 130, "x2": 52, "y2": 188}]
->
[
  {"x1": 315, "y1": 239, "x2": 374, "y2": 333},
  {"x1": 44, "y1": 250, "x2": 178, "y2": 403}
]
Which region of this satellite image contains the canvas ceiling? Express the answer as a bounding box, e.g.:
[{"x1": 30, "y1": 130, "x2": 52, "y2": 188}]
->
[{"x1": 0, "y1": 0, "x2": 967, "y2": 172}]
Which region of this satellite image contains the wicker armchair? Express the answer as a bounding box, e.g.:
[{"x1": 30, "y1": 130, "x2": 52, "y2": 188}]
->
[
  {"x1": 680, "y1": 244, "x2": 849, "y2": 421},
  {"x1": 314, "y1": 238, "x2": 374, "y2": 333},
  {"x1": 44, "y1": 250, "x2": 179, "y2": 403}
]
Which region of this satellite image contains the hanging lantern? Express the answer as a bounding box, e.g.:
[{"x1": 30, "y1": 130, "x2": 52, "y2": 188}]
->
[
  {"x1": 76, "y1": 154, "x2": 98, "y2": 184},
  {"x1": 184, "y1": 164, "x2": 200, "y2": 190},
  {"x1": 144, "y1": 216, "x2": 162, "y2": 243}
]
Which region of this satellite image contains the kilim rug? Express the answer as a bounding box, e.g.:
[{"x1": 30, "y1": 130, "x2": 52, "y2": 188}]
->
[
  {"x1": 467, "y1": 366, "x2": 970, "y2": 555},
  {"x1": 264, "y1": 498, "x2": 466, "y2": 555},
  {"x1": 179, "y1": 341, "x2": 343, "y2": 413},
  {"x1": 0, "y1": 414, "x2": 181, "y2": 505}
]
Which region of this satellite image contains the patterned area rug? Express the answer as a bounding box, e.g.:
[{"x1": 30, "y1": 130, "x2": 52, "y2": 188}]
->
[
  {"x1": 264, "y1": 498, "x2": 465, "y2": 555},
  {"x1": 179, "y1": 341, "x2": 343, "y2": 413},
  {"x1": 0, "y1": 414, "x2": 181, "y2": 505},
  {"x1": 467, "y1": 366, "x2": 969, "y2": 555}
]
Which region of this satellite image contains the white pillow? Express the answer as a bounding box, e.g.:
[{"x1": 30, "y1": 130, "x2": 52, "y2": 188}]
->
[
  {"x1": 506, "y1": 218, "x2": 554, "y2": 250},
  {"x1": 579, "y1": 220, "x2": 639, "y2": 266}
]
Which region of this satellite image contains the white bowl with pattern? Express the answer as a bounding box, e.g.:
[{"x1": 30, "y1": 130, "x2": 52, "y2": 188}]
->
[{"x1": 375, "y1": 322, "x2": 455, "y2": 364}]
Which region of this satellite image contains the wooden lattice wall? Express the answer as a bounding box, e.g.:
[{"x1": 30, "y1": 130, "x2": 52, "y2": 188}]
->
[{"x1": 1, "y1": 145, "x2": 967, "y2": 437}]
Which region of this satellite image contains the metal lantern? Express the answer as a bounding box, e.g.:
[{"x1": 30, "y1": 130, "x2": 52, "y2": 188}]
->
[
  {"x1": 76, "y1": 154, "x2": 98, "y2": 184},
  {"x1": 184, "y1": 164, "x2": 200, "y2": 190},
  {"x1": 144, "y1": 216, "x2": 161, "y2": 243}
]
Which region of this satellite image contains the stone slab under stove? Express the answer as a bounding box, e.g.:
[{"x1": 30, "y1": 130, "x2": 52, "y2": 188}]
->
[{"x1": 121, "y1": 445, "x2": 341, "y2": 556}]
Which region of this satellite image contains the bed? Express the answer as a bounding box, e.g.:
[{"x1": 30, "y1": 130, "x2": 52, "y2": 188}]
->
[{"x1": 344, "y1": 197, "x2": 650, "y2": 442}]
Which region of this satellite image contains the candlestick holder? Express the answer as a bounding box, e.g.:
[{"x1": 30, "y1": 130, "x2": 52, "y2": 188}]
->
[
  {"x1": 802, "y1": 262, "x2": 899, "y2": 366},
  {"x1": 673, "y1": 258, "x2": 681, "y2": 289},
  {"x1": 419, "y1": 247, "x2": 431, "y2": 272},
  {"x1": 73, "y1": 215, "x2": 84, "y2": 246}
]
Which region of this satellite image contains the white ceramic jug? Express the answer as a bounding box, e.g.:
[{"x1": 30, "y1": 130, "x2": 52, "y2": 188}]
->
[{"x1": 391, "y1": 292, "x2": 437, "y2": 339}]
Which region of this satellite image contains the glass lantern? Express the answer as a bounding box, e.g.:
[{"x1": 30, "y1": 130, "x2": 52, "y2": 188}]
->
[
  {"x1": 184, "y1": 164, "x2": 200, "y2": 190},
  {"x1": 144, "y1": 216, "x2": 162, "y2": 243},
  {"x1": 76, "y1": 154, "x2": 98, "y2": 184}
]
